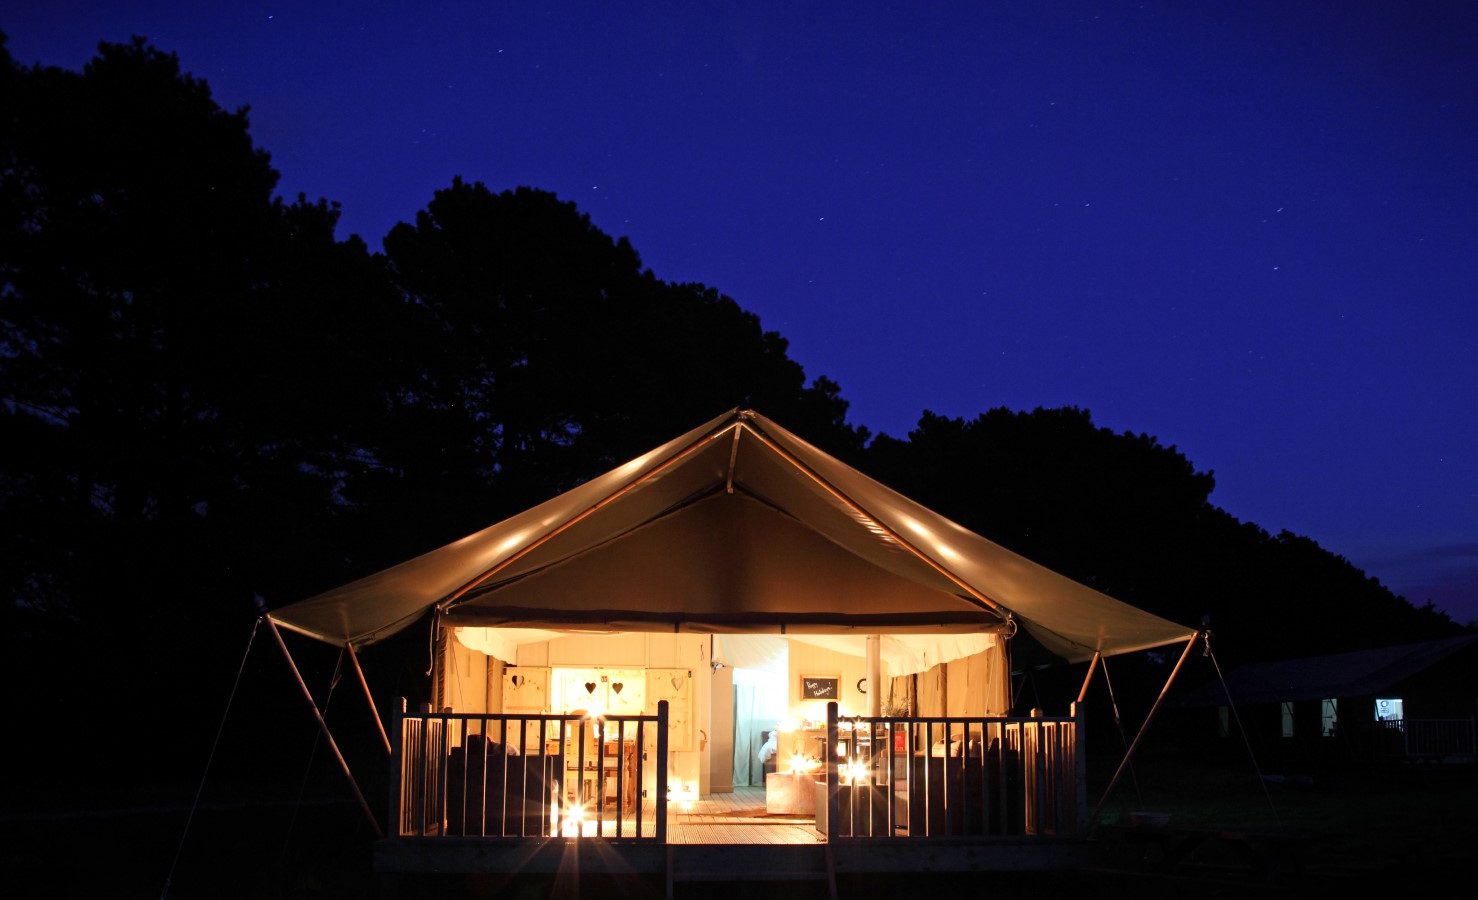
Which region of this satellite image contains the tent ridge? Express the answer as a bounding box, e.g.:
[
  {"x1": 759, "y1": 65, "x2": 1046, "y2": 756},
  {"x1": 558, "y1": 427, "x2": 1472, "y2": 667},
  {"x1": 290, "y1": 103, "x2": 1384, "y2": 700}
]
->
[
  {"x1": 439, "y1": 416, "x2": 743, "y2": 613},
  {"x1": 741, "y1": 417, "x2": 1008, "y2": 617}
]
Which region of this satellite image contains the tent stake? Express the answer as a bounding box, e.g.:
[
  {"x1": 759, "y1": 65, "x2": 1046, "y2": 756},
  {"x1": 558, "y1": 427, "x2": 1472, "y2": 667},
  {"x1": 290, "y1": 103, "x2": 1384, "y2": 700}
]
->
[
  {"x1": 347, "y1": 642, "x2": 392, "y2": 756},
  {"x1": 1088, "y1": 633, "x2": 1202, "y2": 828},
  {"x1": 261, "y1": 608, "x2": 384, "y2": 838}
]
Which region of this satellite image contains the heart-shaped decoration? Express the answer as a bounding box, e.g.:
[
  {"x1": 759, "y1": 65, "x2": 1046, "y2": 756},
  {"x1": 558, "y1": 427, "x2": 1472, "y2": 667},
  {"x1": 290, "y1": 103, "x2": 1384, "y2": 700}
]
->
[
  {"x1": 612, "y1": 682, "x2": 624, "y2": 694},
  {"x1": 671, "y1": 675, "x2": 683, "y2": 690},
  {"x1": 510, "y1": 675, "x2": 524, "y2": 688},
  {"x1": 585, "y1": 681, "x2": 597, "y2": 694}
]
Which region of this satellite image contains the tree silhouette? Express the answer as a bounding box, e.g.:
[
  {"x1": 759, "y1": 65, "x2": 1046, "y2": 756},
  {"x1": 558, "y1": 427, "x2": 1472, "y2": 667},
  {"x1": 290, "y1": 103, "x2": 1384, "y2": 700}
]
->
[
  {"x1": 864, "y1": 407, "x2": 1460, "y2": 666},
  {"x1": 0, "y1": 34, "x2": 1464, "y2": 799}
]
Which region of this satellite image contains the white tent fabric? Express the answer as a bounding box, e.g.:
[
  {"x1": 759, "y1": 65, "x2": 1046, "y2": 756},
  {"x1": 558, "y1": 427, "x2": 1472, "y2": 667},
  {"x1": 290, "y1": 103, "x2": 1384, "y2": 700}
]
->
[
  {"x1": 711, "y1": 633, "x2": 788, "y2": 673},
  {"x1": 453, "y1": 626, "x2": 567, "y2": 663},
  {"x1": 271, "y1": 409, "x2": 1195, "y2": 662},
  {"x1": 711, "y1": 633, "x2": 997, "y2": 678}
]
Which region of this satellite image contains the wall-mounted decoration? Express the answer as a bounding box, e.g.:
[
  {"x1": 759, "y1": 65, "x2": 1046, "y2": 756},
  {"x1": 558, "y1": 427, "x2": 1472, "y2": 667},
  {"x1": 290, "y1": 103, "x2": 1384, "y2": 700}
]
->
[
  {"x1": 645, "y1": 667, "x2": 693, "y2": 752},
  {"x1": 800, "y1": 674, "x2": 840, "y2": 700}
]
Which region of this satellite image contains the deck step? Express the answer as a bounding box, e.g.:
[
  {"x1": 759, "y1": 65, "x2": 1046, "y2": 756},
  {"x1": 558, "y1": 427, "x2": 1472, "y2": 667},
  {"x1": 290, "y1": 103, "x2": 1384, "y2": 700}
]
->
[{"x1": 669, "y1": 844, "x2": 829, "y2": 882}]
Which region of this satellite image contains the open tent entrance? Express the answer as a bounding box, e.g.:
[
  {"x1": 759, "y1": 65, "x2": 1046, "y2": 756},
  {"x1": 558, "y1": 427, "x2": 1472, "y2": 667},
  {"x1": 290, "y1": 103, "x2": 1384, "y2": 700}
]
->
[
  {"x1": 725, "y1": 638, "x2": 788, "y2": 789},
  {"x1": 445, "y1": 625, "x2": 1011, "y2": 802}
]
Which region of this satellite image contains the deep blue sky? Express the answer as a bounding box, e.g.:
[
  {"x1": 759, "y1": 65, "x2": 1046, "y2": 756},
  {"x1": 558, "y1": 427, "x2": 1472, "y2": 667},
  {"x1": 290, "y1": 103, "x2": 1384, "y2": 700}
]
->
[{"x1": 7, "y1": 2, "x2": 1476, "y2": 622}]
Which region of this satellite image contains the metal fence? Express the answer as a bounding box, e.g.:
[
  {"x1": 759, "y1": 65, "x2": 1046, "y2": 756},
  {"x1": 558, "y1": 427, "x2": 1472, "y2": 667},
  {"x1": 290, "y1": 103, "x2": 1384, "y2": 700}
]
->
[{"x1": 1356, "y1": 718, "x2": 1477, "y2": 760}]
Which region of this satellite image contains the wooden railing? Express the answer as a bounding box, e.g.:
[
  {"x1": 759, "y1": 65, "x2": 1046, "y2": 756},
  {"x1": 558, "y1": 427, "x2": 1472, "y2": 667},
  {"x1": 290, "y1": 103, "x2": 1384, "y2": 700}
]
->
[
  {"x1": 388, "y1": 699, "x2": 1083, "y2": 844},
  {"x1": 390, "y1": 699, "x2": 669, "y2": 841},
  {"x1": 1352, "y1": 718, "x2": 1476, "y2": 760},
  {"x1": 821, "y1": 702, "x2": 1086, "y2": 840}
]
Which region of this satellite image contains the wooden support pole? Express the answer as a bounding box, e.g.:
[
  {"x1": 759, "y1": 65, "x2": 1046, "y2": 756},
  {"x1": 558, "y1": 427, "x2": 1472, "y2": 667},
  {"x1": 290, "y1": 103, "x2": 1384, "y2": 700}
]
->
[
  {"x1": 347, "y1": 642, "x2": 392, "y2": 756},
  {"x1": 1071, "y1": 700, "x2": 1088, "y2": 833},
  {"x1": 866, "y1": 635, "x2": 882, "y2": 718},
  {"x1": 1088, "y1": 634, "x2": 1202, "y2": 828},
  {"x1": 656, "y1": 700, "x2": 670, "y2": 845},
  {"x1": 826, "y1": 701, "x2": 840, "y2": 843},
  {"x1": 1076, "y1": 651, "x2": 1101, "y2": 706},
  {"x1": 261, "y1": 610, "x2": 384, "y2": 838},
  {"x1": 389, "y1": 697, "x2": 404, "y2": 837}
]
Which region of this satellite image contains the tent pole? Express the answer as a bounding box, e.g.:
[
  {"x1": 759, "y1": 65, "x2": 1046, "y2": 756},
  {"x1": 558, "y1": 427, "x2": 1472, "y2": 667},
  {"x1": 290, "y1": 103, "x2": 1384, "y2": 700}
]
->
[
  {"x1": 866, "y1": 635, "x2": 882, "y2": 718},
  {"x1": 347, "y1": 642, "x2": 392, "y2": 756},
  {"x1": 261, "y1": 611, "x2": 384, "y2": 837},
  {"x1": 1075, "y1": 651, "x2": 1101, "y2": 705},
  {"x1": 1088, "y1": 633, "x2": 1202, "y2": 828}
]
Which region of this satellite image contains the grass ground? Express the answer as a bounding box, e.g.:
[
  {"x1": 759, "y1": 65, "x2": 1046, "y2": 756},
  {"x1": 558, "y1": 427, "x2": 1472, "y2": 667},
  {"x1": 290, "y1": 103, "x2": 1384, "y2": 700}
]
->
[{"x1": 3, "y1": 755, "x2": 1473, "y2": 898}]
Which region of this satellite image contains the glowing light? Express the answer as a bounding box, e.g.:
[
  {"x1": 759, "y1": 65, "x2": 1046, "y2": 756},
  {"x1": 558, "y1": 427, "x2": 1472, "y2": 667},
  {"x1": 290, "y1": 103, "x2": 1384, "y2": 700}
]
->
[
  {"x1": 787, "y1": 753, "x2": 819, "y2": 775},
  {"x1": 840, "y1": 761, "x2": 869, "y2": 784},
  {"x1": 667, "y1": 777, "x2": 698, "y2": 810},
  {"x1": 900, "y1": 515, "x2": 932, "y2": 539},
  {"x1": 552, "y1": 801, "x2": 590, "y2": 836},
  {"x1": 496, "y1": 530, "x2": 530, "y2": 554}
]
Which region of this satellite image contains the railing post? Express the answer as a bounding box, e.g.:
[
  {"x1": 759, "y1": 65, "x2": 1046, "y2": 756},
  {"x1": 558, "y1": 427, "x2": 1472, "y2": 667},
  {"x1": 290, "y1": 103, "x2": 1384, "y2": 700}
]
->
[
  {"x1": 826, "y1": 701, "x2": 840, "y2": 842},
  {"x1": 1026, "y1": 708, "x2": 1043, "y2": 835},
  {"x1": 656, "y1": 700, "x2": 669, "y2": 845},
  {"x1": 389, "y1": 697, "x2": 405, "y2": 837},
  {"x1": 1072, "y1": 701, "x2": 1087, "y2": 834}
]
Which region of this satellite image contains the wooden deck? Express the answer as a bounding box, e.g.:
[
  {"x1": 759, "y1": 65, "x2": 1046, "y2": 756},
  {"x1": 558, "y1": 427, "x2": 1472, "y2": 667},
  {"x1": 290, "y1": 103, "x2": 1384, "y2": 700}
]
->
[
  {"x1": 668, "y1": 787, "x2": 822, "y2": 845},
  {"x1": 376, "y1": 786, "x2": 1098, "y2": 887}
]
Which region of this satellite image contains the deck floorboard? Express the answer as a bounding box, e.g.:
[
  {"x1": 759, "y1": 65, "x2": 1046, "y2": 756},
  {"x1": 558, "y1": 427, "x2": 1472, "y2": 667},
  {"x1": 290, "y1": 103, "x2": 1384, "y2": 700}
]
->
[{"x1": 588, "y1": 787, "x2": 823, "y2": 845}]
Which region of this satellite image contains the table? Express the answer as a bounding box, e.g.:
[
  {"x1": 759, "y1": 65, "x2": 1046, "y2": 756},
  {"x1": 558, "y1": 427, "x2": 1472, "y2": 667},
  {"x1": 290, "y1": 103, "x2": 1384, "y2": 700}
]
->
[
  {"x1": 765, "y1": 771, "x2": 818, "y2": 815},
  {"x1": 560, "y1": 739, "x2": 639, "y2": 814}
]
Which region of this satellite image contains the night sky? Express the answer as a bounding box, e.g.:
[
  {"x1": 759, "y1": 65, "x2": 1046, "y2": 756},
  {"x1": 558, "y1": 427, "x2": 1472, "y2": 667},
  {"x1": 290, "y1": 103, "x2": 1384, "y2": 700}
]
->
[{"x1": 7, "y1": 2, "x2": 1476, "y2": 622}]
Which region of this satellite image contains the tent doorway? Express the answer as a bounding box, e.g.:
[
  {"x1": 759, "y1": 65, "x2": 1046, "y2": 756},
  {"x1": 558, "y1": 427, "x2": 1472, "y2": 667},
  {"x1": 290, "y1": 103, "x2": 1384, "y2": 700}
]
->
[{"x1": 733, "y1": 659, "x2": 787, "y2": 788}]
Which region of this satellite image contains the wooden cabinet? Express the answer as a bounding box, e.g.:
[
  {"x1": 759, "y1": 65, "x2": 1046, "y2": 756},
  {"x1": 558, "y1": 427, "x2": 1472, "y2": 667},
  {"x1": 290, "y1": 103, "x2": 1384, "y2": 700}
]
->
[{"x1": 644, "y1": 667, "x2": 693, "y2": 751}]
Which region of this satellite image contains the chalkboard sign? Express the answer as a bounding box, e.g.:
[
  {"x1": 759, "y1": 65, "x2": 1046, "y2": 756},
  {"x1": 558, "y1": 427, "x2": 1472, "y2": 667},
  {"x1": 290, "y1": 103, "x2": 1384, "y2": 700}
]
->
[{"x1": 800, "y1": 675, "x2": 840, "y2": 700}]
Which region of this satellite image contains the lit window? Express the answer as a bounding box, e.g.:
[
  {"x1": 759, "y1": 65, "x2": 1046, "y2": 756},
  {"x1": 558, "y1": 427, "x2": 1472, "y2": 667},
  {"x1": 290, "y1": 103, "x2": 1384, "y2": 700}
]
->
[
  {"x1": 1280, "y1": 702, "x2": 1294, "y2": 738},
  {"x1": 1321, "y1": 699, "x2": 1338, "y2": 736},
  {"x1": 1375, "y1": 698, "x2": 1404, "y2": 721}
]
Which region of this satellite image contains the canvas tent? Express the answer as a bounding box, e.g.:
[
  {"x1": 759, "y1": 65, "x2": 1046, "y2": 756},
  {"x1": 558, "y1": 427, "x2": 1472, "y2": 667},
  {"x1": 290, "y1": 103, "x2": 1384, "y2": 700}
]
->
[{"x1": 269, "y1": 408, "x2": 1195, "y2": 666}]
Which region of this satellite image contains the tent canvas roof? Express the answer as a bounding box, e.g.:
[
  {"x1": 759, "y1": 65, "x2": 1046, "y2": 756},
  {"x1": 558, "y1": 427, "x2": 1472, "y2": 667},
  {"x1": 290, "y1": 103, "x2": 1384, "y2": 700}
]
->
[{"x1": 270, "y1": 409, "x2": 1195, "y2": 662}]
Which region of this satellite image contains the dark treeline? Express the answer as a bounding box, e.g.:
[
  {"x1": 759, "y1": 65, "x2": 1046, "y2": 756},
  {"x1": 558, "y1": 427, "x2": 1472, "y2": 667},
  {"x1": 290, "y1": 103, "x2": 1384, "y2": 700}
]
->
[{"x1": 1, "y1": 38, "x2": 1463, "y2": 793}]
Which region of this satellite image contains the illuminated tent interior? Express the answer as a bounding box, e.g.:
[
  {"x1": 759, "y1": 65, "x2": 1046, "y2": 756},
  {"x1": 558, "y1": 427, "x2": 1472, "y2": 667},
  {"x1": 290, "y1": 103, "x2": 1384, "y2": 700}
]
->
[{"x1": 268, "y1": 408, "x2": 1195, "y2": 794}]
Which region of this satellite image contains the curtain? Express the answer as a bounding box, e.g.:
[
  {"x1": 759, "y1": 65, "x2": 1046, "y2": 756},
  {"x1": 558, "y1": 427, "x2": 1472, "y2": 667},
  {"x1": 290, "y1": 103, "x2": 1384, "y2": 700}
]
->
[{"x1": 732, "y1": 684, "x2": 760, "y2": 787}]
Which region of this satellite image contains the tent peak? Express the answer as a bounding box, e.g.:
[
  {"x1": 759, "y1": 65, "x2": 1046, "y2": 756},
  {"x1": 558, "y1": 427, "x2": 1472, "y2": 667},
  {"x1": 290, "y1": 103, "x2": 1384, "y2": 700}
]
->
[{"x1": 269, "y1": 407, "x2": 1195, "y2": 662}]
